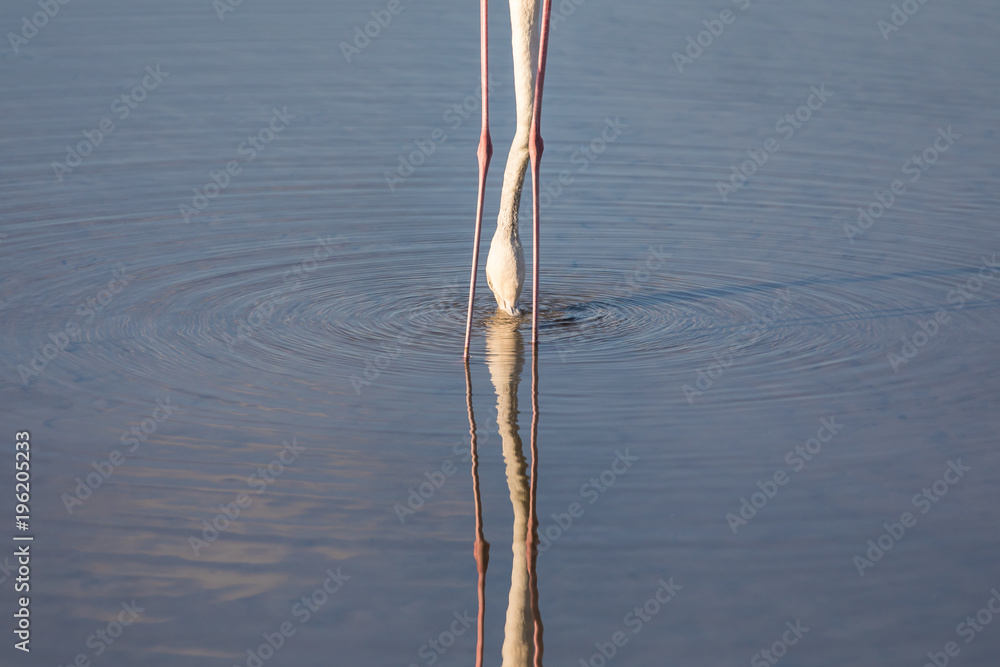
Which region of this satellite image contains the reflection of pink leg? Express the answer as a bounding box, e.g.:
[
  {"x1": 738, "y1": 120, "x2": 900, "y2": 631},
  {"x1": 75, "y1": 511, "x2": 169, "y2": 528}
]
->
[
  {"x1": 527, "y1": 349, "x2": 544, "y2": 666},
  {"x1": 465, "y1": 359, "x2": 489, "y2": 667},
  {"x1": 528, "y1": 0, "x2": 553, "y2": 345},
  {"x1": 464, "y1": 0, "x2": 494, "y2": 360}
]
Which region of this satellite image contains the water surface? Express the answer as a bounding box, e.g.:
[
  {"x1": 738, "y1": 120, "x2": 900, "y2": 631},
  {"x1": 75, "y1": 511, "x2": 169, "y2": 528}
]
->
[{"x1": 1, "y1": 1, "x2": 999, "y2": 666}]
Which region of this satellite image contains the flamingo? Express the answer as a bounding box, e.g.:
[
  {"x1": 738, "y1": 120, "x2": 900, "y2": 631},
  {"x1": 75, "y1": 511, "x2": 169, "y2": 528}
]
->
[{"x1": 463, "y1": 0, "x2": 554, "y2": 358}]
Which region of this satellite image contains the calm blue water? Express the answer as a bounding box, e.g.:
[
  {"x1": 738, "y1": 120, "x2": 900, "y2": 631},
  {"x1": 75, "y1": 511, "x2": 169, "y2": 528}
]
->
[{"x1": 2, "y1": 1, "x2": 999, "y2": 665}]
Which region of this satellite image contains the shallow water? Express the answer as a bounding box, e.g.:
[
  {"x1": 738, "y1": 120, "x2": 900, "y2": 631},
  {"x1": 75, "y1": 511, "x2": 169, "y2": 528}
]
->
[{"x1": 2, "y1": 0, "x2": 999, "y2": 665}]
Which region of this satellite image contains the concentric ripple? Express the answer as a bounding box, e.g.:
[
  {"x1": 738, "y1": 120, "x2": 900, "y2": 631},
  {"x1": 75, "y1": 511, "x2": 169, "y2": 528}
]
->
[
  {"x1": 9, "y1": 195, "x2": 994, "y2": 415},
  {"x1": 9, "y1": 216, "x2": 984, "y2": 413}
]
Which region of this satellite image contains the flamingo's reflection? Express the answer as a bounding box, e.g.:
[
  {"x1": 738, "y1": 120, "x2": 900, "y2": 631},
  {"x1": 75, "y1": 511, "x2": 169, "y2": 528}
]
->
[{"x1": 465, "y1": 316, "x2": 543, "y2": 667}]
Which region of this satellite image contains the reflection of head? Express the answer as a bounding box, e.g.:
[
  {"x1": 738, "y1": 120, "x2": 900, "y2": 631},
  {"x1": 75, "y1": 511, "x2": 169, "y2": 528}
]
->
[
  {"x1": 486, "y1": 315, "x2": 525, "y2": 415},
  {"x1": 484, "y1": 318, "x2": 535, "y2": 667}
]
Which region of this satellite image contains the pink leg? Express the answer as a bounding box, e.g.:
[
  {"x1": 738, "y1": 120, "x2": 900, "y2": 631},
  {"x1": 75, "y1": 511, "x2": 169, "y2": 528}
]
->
[
  {"x1": 464, "y1": 0, "x2": 494, "y2": 359},
  {"x1": 528, "y1": 0, "x2": 553, "y2": 345}
]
